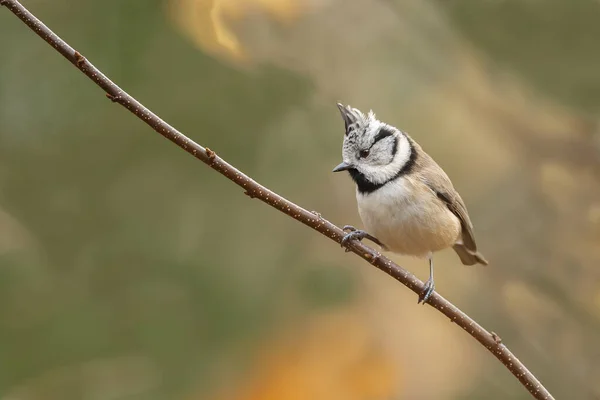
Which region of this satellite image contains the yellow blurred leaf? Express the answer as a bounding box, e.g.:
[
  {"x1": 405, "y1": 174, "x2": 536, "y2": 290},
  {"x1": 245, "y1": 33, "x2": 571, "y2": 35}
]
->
[
  {"x1": 168, "y1": 0, "x2": 310, "y2": 62},
  {"x1": 198, "y1": 310, "x2": 399, "y2": 400}
]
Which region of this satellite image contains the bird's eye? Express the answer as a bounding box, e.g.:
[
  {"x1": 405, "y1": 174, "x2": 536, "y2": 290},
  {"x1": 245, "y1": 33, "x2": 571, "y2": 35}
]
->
[{"x1": 359, "y1": 149, "x2": 370, "y2": 158}]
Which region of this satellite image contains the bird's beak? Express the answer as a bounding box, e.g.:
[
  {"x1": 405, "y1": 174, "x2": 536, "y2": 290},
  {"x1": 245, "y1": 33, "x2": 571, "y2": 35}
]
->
[{"x1": 332, "y1": 161, "x2": 352, "y2": 172}]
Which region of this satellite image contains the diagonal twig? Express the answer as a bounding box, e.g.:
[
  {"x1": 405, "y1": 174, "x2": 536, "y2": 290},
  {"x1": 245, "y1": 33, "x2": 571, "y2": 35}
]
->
[{"x1": 0, "y1": 1, "x2": 554, "y2": 399}]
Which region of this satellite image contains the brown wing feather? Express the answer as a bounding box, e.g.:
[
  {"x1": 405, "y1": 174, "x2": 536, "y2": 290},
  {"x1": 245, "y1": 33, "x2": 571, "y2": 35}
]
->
[
  {"x1": 434, "y1": 190, "x2": 476, "y2": 251},
  {"x1": 433, "y1": 188, "x2": 488, "y2": 265},
  {"x1": 412, "y1": 145, "x2": 488, "y2": 265}
]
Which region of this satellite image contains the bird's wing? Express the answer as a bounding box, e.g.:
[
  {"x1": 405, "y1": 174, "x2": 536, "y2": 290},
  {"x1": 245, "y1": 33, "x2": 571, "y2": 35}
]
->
[
  {"x1": 415, "y1": 154, "x2": 478, "y2": 252},
  {"x1": 433, "y1": 188, "x2": 477, "y2": 252},
  {"x1": 426, "y1": 182, "x2": 488, "y2": 265},
  {"x1": 412, "y1": 147, "x2": 488, "y2": 265}
]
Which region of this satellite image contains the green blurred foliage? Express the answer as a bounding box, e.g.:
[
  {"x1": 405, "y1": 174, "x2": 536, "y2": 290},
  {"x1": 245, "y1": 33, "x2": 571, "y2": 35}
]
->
[{"x1": 439, "y1": 0, "x2": 600, "y2": 114}]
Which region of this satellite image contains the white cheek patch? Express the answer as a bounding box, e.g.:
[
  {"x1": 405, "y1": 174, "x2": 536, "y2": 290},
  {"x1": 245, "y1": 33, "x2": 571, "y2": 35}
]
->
[
  {"x1": 359, "y1": 134, "x2": 411, "y2": 185},
  {"x1": 370, "y1": 137, "x2": 396, "y2": 165},
  {"x1": 393, "y1": 135, "x2": 412, "y2": 169}
]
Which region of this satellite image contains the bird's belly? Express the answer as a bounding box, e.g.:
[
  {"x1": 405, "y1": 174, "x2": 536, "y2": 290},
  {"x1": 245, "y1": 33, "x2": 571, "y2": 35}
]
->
[{"x1": 357, "y1": 183, "x2": 460, "y2": 257}]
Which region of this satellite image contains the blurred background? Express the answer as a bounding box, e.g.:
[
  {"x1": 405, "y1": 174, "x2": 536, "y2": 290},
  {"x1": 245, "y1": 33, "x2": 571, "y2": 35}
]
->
[{"x1": 1, "y1": 0, "x2": 599, "y2": 399}]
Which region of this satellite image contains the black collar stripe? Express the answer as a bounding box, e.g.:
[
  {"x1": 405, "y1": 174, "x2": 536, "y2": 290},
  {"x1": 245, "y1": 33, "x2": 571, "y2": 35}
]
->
[{"x1": 348, "y1": 136, "x2": 416, "y2": 194}]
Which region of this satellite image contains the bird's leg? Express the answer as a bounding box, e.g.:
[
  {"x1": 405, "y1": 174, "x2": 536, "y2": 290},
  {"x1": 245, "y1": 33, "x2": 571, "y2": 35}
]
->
[
  {"x1": 418, "y1": 254, "x2": 435, "y2": 304},
  {"x1": 341, "y1": 225, "x2": 388, "y2": 252}
]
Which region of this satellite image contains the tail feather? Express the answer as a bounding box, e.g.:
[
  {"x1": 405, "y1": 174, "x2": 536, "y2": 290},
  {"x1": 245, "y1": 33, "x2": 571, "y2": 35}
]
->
[{"x1": 453, "y1": 244, "x2": 488, "y2": 266}]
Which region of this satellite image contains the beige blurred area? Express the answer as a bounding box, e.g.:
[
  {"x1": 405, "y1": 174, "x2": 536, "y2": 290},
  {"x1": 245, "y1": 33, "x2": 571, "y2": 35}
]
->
[{"x1": 1, "y1": 0, "x2": 599, "y2": 399}]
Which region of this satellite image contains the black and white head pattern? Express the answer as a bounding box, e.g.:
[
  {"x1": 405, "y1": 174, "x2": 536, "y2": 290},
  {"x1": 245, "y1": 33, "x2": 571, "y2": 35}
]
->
[{"x1": 336, "y1": 103, "x2": 416, "y2": 194}]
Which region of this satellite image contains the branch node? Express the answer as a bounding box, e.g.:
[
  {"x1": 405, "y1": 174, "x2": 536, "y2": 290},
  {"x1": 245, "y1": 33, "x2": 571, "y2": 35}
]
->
[
  {"x1": 0, "y1": 1, "x2": 9, "y2": 6},
  {"x1": 366, "y1": 251, "x2": 381, "y2": 262},
  {"x1": 73, "y1": 50, "x2": 86, "y2": 67},
  {"x1": 491, "y1": 332, "x2": 502, "y2": 345},
  {"x1": 244, "y1": 190, "x2": 255, "y2": 198},
  {"x1": 105, "y1": 93, "x2": 120, "y2": 103},
  {"x1": 205, "y1": 147, "x2": 216, "y2": 161}
]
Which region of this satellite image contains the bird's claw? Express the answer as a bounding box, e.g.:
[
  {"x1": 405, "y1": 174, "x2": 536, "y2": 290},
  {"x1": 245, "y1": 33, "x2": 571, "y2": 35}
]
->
[
  {"x1": 342, "y1": 225, "x2": 357, "y2": 233},
  {"x1": 341, "y1": 229, "x2": 366, "y2": 252},
  {"x1": 418, "y1": 278, "x2": 435, "y2": 304},
  {"x1": 341, "y1": 225, "x2": 359, "y2": 252},
  {"x1": 340, "y1": 226, "x2": 387, "y2": 253}
]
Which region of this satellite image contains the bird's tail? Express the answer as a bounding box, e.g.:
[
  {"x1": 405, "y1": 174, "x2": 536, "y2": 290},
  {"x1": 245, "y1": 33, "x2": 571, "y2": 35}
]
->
[{"x1": 453, "y1": 244, "x2": 488, "y2": 266}]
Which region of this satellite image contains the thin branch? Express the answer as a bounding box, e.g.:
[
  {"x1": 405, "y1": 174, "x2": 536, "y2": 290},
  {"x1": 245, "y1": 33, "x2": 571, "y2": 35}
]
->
[{"x1": 1, "y1": 1, "x2": 554, "y2": 399}]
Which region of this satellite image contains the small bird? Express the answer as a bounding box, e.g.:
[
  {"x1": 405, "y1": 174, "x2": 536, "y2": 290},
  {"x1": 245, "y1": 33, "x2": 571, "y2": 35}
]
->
[{"x1": 332, "y1": 103, "x2": 488, "y2": 304}]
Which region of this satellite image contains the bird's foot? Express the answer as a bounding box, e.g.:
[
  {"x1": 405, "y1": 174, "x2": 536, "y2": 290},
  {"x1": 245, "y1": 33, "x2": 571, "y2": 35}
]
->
[
  {"x1": 340, "y1": 226, "x2": 365, "y2": 252},
  {"x1": 418, "y1": 277, "x2": 435, "y2": 305},
  {"x1": 341, "y1": 226, "x2": 387, "y2": 252}
]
